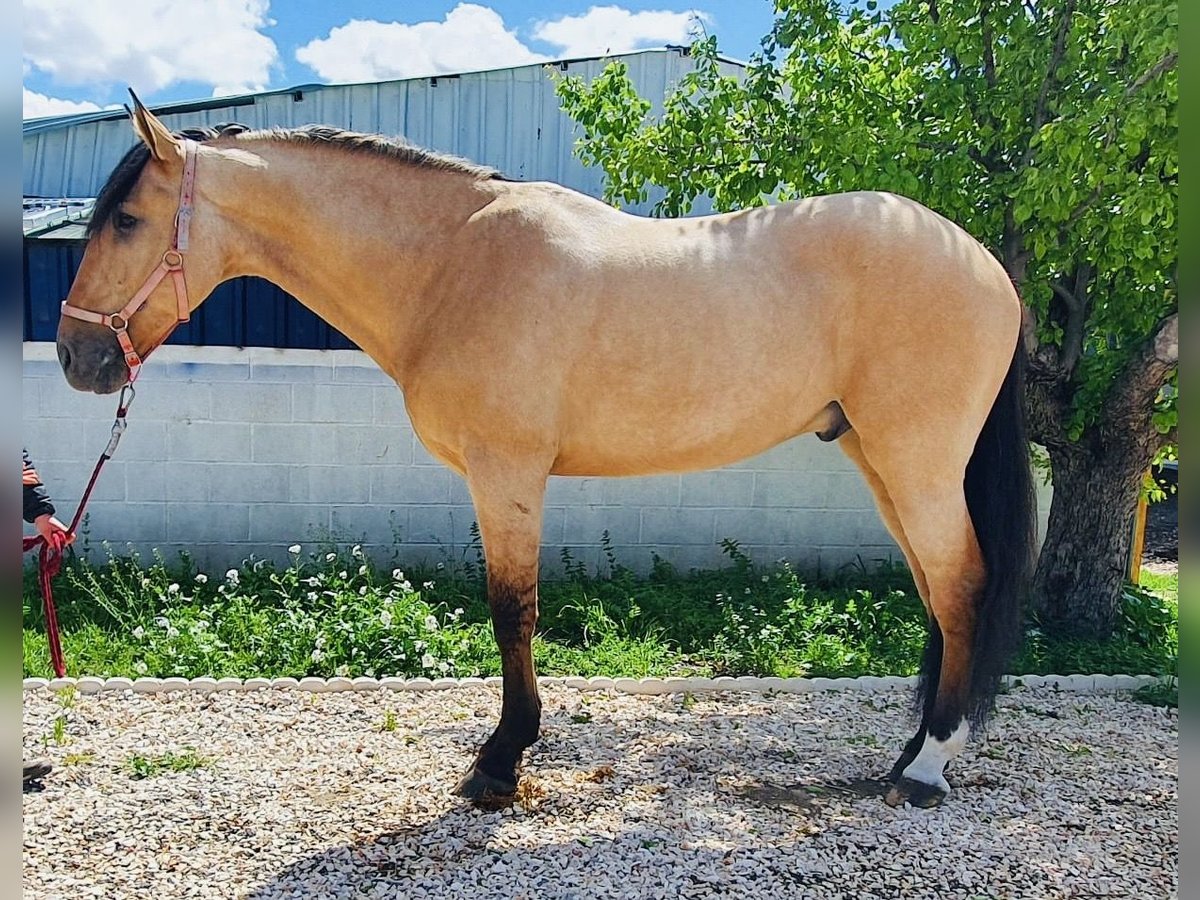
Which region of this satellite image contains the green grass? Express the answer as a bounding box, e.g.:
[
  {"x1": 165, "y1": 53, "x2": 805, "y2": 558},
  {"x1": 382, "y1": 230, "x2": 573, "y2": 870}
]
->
[
  {"x1": 22, "y1": 537, "x2": 1178, "y2": 683},
  {"x1": 126, "y1": 749, "x2": 212, "y2": 779}
]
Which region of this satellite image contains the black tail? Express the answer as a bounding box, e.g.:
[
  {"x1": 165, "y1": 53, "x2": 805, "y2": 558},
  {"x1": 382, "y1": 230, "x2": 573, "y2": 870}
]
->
[{"x1": 960, "y1": 339, "x2": 1038, "y2": 725}]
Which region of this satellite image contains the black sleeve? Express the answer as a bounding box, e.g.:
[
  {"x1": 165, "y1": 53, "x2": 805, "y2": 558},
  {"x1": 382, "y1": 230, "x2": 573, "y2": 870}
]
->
[{"x1": 23, "y1": 449, "x2": 55, "y2": 524}]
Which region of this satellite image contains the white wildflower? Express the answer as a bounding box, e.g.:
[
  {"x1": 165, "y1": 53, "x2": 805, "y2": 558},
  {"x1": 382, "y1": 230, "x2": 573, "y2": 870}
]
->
[
  {"x1": 359, "y1": 586, "x2": 368, "y2": 596},
  {"x1": 335, "y1": 664, "x2": 350, "y2": 677},
  {"x1": 194, "y1": 573, "x2": 208, "y2": 584},
  {"x1": 423, "y1": 581, "x2": 435, "y2": 591},
  {"x1": 225, "y1": 569, "x2": 239, "y2": 584},
  {"x1": 392, "y1": 569, "x2": 404, "y2": 581},
  {"x1": 306, "y1": 577, "x2": 321, "y2": 587},
  {"x1": 435, "y1": 562, "x2": 445, "y2": 571},
  {"x1": 311, "y1": 648, "x2": 325, "y2": 663},
  {"x1": 421, "y1": 653, "x2": 435, "y2": 670},
  {"x1": 380, "y1": 609, "x2": 394, "y2": 627},
  {"x1": 339, "y1": 571, "x2": 348, "y2": 580},
  {"x1": 424, "y1": 615, "x2": 439, "y2": 632},
  {"x1": 167, "y1": 583, "x2": 180, "y2": 594},
  {"x1": 154, "y1": 616, "x2": 169, "y2": 628},
  {"x1": 308, "y1": 592, "x2": 318, "y2": 601},
  {"x1": 352, "y1": 544, "x2": 363, "y2": 558},
  {"x1": 288, "y1": 544, "x2": 301, "y2": 554},
  {"x1": 132, "y1": 626, "x2": 145, "y2": 639},
  {"x1": 438, "y1": 661, "x2": 450, "y2": 674},
  {"x1": 315, "y1": 634, "x2": 327, "y2": 649},
  {"x1": 325, "y1": 552, "x2": 336, "y2": 562},
  {"x1": 133, "y1": 661, "x2": 147, "y2": 675},
  {"x1": 358, "y1": 565, "x2": 368, "y2": 576},
  {"x1": 165, "y1": 626, "x2": 180, "y2": 639}
]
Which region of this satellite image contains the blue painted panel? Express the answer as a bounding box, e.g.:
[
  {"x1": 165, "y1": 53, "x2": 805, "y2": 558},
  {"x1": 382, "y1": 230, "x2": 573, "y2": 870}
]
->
[{"x1": 23, "y1": 240, "x2": 359, "y2": 351}]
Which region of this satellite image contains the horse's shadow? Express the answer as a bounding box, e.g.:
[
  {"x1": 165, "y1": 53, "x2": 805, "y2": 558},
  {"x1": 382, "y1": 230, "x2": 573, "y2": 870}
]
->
[{"x1": 242, "y1": 697, "x2": 901, "y2": 899}]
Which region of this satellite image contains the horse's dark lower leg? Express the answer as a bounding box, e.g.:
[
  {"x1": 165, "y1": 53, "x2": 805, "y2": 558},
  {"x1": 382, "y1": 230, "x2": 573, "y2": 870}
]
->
[
  {"x1": 885, "y1": 609, "x2": 974, "y2": 808},
  {"x1": 887, "y1": 619, "x2": 943, "y2": 783},
  {"x1": 454, "y1": 579, "x2": 541, "y2": 799}
]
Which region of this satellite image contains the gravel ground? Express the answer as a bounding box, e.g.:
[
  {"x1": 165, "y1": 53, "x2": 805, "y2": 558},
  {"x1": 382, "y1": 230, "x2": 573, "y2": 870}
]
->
[{"x1": 23, "y1": 685, "x2": 1176, "y2": 900}]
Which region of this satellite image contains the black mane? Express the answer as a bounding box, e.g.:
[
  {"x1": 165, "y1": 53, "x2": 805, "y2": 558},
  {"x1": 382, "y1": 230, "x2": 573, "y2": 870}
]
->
[{"x1": 87, "y1": 123, "x2": 503, "y2": 238}]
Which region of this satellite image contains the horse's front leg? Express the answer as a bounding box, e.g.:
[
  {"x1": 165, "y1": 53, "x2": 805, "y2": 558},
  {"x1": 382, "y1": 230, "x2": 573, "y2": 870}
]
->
[{"x1": 453, "y1": 456, "x2": 548, "y2": 801}]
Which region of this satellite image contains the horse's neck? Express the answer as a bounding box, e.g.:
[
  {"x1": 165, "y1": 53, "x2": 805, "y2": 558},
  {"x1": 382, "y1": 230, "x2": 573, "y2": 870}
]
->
[{"x1": 223, "y1": 143, "x2": 499, "y2": 378}]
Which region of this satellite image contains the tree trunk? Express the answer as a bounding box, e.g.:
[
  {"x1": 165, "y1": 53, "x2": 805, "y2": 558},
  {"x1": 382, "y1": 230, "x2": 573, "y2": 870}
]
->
[
  {"x1": 1030, "y1": 439, "x2": 1146, "y2": 639},
  {"x1": 1024, "y1": 313, "x2": 1176, "y2": 640}
]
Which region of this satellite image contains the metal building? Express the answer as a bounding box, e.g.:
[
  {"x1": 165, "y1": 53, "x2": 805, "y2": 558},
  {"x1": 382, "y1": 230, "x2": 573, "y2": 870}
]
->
[
  {"x1": 23, "y1": 48, "x2": 744, "y2": 204},
  {"x1": 23, "y1": 48, "x2": 744, "y2": 349}
]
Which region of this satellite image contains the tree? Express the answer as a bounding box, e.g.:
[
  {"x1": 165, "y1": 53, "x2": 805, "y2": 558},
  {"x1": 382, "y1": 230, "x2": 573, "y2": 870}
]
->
[{"x1": 556, "y1": 0, "x2": 1177, "y2": 638}]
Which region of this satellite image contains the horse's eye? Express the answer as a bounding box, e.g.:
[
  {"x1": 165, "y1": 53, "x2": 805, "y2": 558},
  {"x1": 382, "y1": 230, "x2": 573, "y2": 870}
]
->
[{"x1": 113, "y1": 211, "x2": 138, "y2": 234}]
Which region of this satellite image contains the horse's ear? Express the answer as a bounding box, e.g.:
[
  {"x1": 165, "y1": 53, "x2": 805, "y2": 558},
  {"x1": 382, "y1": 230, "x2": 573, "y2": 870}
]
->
[{"x1": 127, "y1": 89, "x2": 181, "y2": 163}]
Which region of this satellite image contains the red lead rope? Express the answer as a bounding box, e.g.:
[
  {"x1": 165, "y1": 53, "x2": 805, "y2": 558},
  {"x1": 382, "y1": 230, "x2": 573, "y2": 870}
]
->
[{"x1": 23, "y1": 385, "x2": 135, "y2": 677}]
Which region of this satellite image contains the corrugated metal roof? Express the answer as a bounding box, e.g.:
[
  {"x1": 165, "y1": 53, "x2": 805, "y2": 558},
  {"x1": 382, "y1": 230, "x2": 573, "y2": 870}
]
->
[
  {"x1": 23, "y1": 198, "x2": 94, "y2": 237},
  {"x1": 23, "y1": 48, "x2": 744, "y2": 214}
]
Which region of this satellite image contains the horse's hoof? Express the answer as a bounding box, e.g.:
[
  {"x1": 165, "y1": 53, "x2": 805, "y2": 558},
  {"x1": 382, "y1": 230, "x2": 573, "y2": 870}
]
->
[
  {"x1": 453, "y1": 765, "x2": 518, "y2": 807},
  {"x1": 884, "y1": 776, "x2": 949, "y2": 808},
  {"x1": 886, "y1": 753, "x2": 914, "y2": 784}
]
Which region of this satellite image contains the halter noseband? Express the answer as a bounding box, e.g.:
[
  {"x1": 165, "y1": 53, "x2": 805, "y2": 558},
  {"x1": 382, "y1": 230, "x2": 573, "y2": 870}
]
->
[{"x1": 60, "y1": 139, "x2": 199, "y2": 384}]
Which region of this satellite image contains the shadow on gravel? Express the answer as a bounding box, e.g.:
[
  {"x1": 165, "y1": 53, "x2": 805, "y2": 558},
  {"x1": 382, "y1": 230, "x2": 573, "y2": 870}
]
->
[{"x1": 240, "y1": 702, "x2": 904, "y2": 899}]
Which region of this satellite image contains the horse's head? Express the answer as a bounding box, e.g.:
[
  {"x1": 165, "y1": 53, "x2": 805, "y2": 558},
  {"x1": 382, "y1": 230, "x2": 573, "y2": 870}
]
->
[{"x1": 57, "y1": 93, "x2": 234, "y2": 393}]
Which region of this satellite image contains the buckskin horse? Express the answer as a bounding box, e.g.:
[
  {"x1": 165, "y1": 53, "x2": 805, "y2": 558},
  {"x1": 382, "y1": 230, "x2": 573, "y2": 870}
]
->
[{"x1": 55, "y1": 95, "x2": 1035, "y2": 808}]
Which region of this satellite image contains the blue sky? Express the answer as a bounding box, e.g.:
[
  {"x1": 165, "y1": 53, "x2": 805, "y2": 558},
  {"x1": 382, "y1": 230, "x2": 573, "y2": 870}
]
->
[{"x1": 23, "y1": 1, "x2": 781, "y2": 118}]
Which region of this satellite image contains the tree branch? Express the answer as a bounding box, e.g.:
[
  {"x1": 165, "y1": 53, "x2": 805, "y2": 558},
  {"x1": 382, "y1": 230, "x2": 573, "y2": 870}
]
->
[
  {"x1": 1020, "y1": 0, "x2": 1076, "y2": 170},
  {"x1": 1127, "y1": 51, "x2": 1178, "y2": 98},
  {"x1": 980, "y1": 0, "x2": 997, "y2": 89},
  {"x1": 1102, "y1": 312, "x2": 1178, "y2": 447},
  {"x1": 1054, "y1": 264, "x2": 1091, "y2": 376}
]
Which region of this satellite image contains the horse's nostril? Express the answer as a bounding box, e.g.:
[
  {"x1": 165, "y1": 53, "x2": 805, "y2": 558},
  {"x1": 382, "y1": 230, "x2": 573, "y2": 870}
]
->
[{"x1": 57, "y1": 343, "x2": 72, "y2": 372}]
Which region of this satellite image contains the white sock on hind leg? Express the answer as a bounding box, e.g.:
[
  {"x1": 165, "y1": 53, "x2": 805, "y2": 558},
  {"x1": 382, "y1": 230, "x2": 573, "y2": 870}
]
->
[{"x1": 901, "y1": 720, "x2": 969, "y2": 793}]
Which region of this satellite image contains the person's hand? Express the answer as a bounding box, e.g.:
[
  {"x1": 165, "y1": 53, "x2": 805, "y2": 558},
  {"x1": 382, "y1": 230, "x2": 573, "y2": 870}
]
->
[{"x1": 33, "y1": 514, "x2": 74, "y2": 550}]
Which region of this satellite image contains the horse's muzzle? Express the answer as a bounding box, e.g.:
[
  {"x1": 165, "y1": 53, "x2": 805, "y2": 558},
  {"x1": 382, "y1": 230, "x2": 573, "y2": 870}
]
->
[{"x1": 57, "y1": 332, "x2": 128, "y2": 394}]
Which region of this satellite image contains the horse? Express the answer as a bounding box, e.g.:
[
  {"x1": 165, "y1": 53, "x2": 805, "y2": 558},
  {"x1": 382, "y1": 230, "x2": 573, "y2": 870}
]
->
[{"x1": 56, "y1": 94, "x2": 1036, "y2": 809}]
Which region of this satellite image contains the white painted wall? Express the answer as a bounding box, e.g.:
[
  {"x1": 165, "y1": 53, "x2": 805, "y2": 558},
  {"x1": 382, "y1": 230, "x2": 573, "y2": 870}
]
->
[{"x1": 23, "y1": 343, "x2": 1051, "y2": 576}]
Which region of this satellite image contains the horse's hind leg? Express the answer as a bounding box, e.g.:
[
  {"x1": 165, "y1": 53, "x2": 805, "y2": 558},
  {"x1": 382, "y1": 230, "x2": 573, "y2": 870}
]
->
[
  {"x1": 875, "y1": 469, "x2": 985, "y2": 808},
  {"x1": 838, "y1": 430, "x2": 940, "y2": 781},
  {"x1": 453, "y1": 453, "x2": 549, "y2": 802},
  {"x1": 844, "y1": 422, "x2": 990, "y2": 807}
]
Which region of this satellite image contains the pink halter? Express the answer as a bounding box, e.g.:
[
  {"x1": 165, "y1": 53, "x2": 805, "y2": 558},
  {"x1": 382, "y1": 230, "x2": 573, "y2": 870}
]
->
[{"x1": 60, "y1": 139, "x2": 199, "y2": 384}]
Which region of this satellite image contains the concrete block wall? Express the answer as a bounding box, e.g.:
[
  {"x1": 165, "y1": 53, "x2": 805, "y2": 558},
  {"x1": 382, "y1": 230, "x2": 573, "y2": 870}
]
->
[{"x1": 23, "y1": 343, "x2": 1051, "y2": 576}]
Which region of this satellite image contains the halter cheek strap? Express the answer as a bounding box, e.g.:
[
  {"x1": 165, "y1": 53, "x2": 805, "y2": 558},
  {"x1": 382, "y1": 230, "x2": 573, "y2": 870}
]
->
[{"x1": 60, "y1": 139, "x2": 199, "y2": 384}]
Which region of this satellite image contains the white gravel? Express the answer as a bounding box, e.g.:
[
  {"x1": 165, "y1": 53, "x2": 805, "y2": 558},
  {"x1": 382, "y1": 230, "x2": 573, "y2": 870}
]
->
[{"x1": 23, "y1": 685, "x2": 1176, "y2": 899}]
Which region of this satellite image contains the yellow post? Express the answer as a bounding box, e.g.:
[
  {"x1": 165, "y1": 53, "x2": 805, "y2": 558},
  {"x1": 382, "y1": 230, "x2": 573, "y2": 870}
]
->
[{"x1": 1129, "y1": 474, "x2": 1150, "y2": 584}]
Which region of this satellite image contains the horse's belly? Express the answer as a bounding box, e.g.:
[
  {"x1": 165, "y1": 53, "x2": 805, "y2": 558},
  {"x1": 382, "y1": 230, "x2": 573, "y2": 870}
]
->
[{"x1": 550, "y1": 394, "x2": 831, "y2": 477}]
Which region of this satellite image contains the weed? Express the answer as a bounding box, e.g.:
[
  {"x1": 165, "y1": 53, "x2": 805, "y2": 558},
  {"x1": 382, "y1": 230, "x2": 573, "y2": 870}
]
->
[
  {"x1": 48, "y1": 715, "x2": 68, "y2": 746},
  {"x1": 1134, "y1": 676, "x2": 1178, "y2": 709},
  {"x1": 126, "y1": 749, "x2": 211, "y2": 779},
  {"x1": 63, "y1": 752, "x2": 94, "y2": 766},
  {"x1": 380, "y1": 709, "x2": 398, "y2": 732}
]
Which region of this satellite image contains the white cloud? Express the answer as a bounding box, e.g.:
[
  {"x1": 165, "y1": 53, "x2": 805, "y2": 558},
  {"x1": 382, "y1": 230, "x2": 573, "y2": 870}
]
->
[
  {"x1": 532, "y1": 5, "x2": 707, "y2": 57},
  {"x1": 23, "y1": 0, "x2": 278, "y2": 94},
  {"x1": 296, "y1": 4, "x2": 547, "y2": 83},
  {"x1": 23, "y1": 88, "x2": 117, "y2": 119}
]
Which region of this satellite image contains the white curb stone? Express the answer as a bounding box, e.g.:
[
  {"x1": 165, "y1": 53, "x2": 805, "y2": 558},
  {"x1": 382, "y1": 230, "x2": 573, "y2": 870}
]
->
[{"x1": 20, "y1": 672, "x2": 1172, "y2": 696}]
